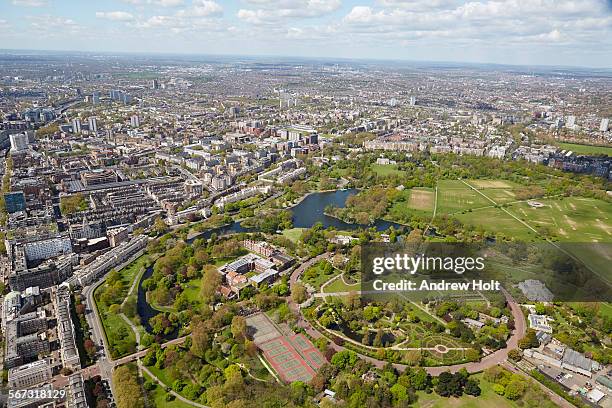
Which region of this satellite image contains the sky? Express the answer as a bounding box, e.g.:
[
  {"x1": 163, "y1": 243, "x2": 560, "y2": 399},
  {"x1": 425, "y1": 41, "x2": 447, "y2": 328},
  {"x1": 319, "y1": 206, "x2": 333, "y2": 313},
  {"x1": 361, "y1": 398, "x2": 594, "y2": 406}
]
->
[{"x1": 0, "y1": 0, "x2": 611, "y2": 68}]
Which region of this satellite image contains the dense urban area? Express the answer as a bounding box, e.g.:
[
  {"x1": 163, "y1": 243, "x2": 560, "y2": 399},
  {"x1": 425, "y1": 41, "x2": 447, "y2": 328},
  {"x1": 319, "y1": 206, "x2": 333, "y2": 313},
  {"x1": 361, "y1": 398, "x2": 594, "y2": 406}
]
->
[{"x1": 0, "y1": 51, "x2": 611, "y2": 408}]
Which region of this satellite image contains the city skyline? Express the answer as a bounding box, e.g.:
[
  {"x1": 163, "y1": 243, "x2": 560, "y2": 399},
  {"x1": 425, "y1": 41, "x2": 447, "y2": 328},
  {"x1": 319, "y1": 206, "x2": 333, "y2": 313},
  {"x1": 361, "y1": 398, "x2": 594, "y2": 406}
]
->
[{"x1": 1, "y1": 0, "x2": 612, "y2": 68}]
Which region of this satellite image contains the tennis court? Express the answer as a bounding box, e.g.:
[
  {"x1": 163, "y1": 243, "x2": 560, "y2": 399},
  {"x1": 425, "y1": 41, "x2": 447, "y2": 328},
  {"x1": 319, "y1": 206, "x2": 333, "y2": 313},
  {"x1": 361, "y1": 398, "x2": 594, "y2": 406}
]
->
[
  {"x1": 246, "y1": 312, "x2": 282, "y2": 345},
  {"x1": 247, "y1": 313, "x2": 326, "y2": 383}
]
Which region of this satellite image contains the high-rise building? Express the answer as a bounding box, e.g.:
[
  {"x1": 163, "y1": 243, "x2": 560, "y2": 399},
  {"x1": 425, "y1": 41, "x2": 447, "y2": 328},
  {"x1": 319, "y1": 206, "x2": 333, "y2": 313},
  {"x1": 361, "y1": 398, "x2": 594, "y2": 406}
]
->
[
  {"x1": 9, "y1": 133, "x2": 28, "y2": 152},
  {"x1": 88, "y1": 117, "x2": 97, "y2": 133},
  {"x1": 601, "y1": 118, "x2": 610, "y2": 132},
  {"x1": 409, "y1": 96, "x2": 417, "y2": 106},
  {"x1": 92, "y1": 91, "x2": 100, "y2": 105},
  {"x1": 130, "y1": 115, "x2": 140, "y2": 128},
  {"x1": 72, "y1": 118, "x2": 81, "y2": 133},
  {"x1": 109, "y1": 90, "x2": 122, "y2": 100},
  {"x1": 566, "y1": 115, "x2": 576, "y2": 128},
  {"x1": 151, "y1": 79, "x2": 160, "y2": 89}
]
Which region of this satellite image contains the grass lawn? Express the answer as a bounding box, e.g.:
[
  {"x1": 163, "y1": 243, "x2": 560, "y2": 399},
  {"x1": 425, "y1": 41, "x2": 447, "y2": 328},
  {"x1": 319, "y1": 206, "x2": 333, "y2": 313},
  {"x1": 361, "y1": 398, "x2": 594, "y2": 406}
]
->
[
  {"x1": 505, "y1": 196, "x2": 612, "y2": 242},
  {"x1": 182, "y1": 279, "x2": 202, "y2": 303},
  {"x1": 415, "y1": 374, "x2": 520, "y2": 408},
  {"x1": 322, "y1": 275, "x2": 360, "y2": 293},
  {"x1": 466, "y1": 180, "x2": 519, "y2": 189},
  {"x1": 371, "y1": 163, "x2": 406, "y2": 177},
  {"x1": 282, "y1": 228, "x2": 305, "y2": 243},
  {"x1": 557, "y1": 142, "x2": 612, "y2": 156},
  {"x1": 147, "y1": 364, "x2": 180, "y2": 389},
  {"x1": 436, "y1": 180, "x2": 491, "y2": 213},
  {"x1": 93, "y1": 298, "x2": 136, "y2": 358},
  {"x1": 387, "y1": 189, "x2": 434, "y2": 222},
  {"x1": 142, "y1": 372, "x2": 193, "y2": 408},
  {"x1": 94, "y1": 255, "x2": 151, "y2": 358},
  {"x1": 452, "y1": 206, "x2": 535, "y2": 240},
  {"x1": 599, "y1": 302, "x2": 612, "y2": 319},
  {"x1": 302, "y1": 261, "x2": 340, "y2": 290}
]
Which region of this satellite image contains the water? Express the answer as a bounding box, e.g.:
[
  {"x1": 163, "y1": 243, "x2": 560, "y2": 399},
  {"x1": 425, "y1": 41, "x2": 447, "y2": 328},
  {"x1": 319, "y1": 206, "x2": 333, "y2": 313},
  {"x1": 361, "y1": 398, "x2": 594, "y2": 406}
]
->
[
  {"x1": 291, "y1": 189, "x2": 401, "y2": 231},
  {"x1": 138, "y1": 189, "x2": 405, "y2": 335}
]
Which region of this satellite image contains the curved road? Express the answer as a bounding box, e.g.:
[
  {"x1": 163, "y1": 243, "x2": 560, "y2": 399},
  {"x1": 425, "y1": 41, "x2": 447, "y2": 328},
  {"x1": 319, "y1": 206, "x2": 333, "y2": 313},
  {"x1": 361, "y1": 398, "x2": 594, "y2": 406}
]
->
[{"x1": 288, "y1": 253, "x2": 527, "y2": 375}]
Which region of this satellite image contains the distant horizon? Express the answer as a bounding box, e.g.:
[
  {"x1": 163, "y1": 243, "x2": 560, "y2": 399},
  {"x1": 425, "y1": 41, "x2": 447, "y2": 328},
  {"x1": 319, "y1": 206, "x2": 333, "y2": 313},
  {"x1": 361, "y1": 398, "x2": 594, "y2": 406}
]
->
[
  {"x1": 1, "y1": 47, "x2": 612, "y2": 72},
  {"x1": 1, "y1": 0, "x2": 611, "y2": 69}
]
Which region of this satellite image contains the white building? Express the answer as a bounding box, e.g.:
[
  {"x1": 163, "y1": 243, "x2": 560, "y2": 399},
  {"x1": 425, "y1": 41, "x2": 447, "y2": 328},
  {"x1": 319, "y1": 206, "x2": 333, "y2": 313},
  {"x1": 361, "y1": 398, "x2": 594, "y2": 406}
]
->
[
  {"x1": 72, "y1": 118, "x2": 81, "y2": 133},
  {"x1": 601, "y1": 118, "x2": 610, "y2": 132},
  {"x1": 9, "y1": 133, "x2": 28, "y2": 152},
  {"x1": 88, "y1": 117, "x2": 97, "y2": 133},
  {"x1": 24, "y1": 236, "x2": 72, "y2": 262},
  {"x1": 8, "y1": 358, "x2": 52, "y2": 389}
]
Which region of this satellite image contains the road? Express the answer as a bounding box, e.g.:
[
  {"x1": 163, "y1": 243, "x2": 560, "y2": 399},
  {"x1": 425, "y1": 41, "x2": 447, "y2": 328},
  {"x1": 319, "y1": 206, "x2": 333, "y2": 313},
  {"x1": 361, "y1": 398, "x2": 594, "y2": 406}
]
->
[
  {"x1": 82, "y1": 279, "x2": 116, "y2": 394},
  {"x1": 288, "y1": 253, "x2": 527, "y2": 376}
]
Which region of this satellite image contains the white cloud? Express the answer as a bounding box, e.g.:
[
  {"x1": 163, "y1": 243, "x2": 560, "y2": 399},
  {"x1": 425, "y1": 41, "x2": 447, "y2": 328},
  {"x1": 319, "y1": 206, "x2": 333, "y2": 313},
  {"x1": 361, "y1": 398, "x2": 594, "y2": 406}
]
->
[
  {"x1": 95, "y1": 11, "x2": 135, "y2": 21},
  {"x1": 119, "y1": 0, "x2": 184, "y2": 6},
  {"x1": 176, "y1": 0, "x2": 223, "y2": 18},
  {"x1": 12, "y1": 0, "x2": 47, "y2": 6},
  {"x1": 238, "y1": 0, "x2": 341, "y2": 24},
  {"x1": 155, "y1": 0, "x2": 184, "y2": 6}
]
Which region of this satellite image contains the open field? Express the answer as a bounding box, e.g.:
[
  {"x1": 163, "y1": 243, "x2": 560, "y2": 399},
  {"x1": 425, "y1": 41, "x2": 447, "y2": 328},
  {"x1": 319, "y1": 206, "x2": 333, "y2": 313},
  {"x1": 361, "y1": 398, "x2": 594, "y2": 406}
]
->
[
  {"x1": 409, "y1": 188, "x2": 435, "y2": 211},
  {"x1": 282, "y1": 227, "x2": 305, "y2": 243},
  {"x1": 415, "y1": 373, "x2": 521, "y2": 408},
  {"x1": 452, "y1": 206, "x2": 535, "y2": 240},
  {"x1": 557, "y1": 142, "x2": 612, "y2": 156},
  {"x1": 506, "y1": 196, "x2": 612, "y2": 241},
  {"x1": 436, "y1": 180, "x2": 491, "y2": 213},
  {"x1": 371, "y1": 163, "x2": 407, "y2": 176},
  {"x1": 431, "y1": 179, "x2": 611, "y2": 243},
  {"x1": 467, "y1": 180, "x2": 516, "y2": 189}
]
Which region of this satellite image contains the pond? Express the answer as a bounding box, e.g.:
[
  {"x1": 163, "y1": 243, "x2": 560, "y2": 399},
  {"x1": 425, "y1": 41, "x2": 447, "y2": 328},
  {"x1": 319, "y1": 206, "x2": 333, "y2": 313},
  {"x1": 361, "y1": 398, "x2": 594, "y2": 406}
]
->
[{"x1": 138, "y1": 189, "x2": 406, "y2": 335}]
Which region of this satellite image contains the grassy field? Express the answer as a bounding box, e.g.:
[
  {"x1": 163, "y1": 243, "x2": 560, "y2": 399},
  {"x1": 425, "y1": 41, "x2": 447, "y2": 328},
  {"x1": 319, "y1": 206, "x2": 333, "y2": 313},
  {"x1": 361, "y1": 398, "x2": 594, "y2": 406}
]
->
[
  {"x1": 453, "y1": 206, "x2": 535, "y2": 240},
  {"x1": 506, "y1": 196, "x2": 612, "y2": 241},
  {"x1": 94, "y1": 255, "x2": 151, "y2": 358},
  {"x1": 372, "y1": 163, "x2": 407, "y2": 177},
  {"x1": 557, "y1": 142, "x2": 612, "y2": 156},
  {"x1": 143, "y1": 372, "x2": 193, "y2": 408},
  {"x1": 436, "y1": 180, "x2": 491, "y2": 213},
  {"x1": 282, "y1": 227, "x2": 305, "y2": 243},
  {"x1": 388, "y1": 188, "x2": 435, "y2": 220},
  {"x1": 431, "y1": 179, "x2": 612, "y2": 243},
  {"x1": 302, "y1": 261, "x2": 340, "y2": 290},
  {"x1": 322, "y1": 274, "x2": 360, "y2": 293},
  {"x1": 415, "y1": 374, "x2": 520, "y2": 408}
]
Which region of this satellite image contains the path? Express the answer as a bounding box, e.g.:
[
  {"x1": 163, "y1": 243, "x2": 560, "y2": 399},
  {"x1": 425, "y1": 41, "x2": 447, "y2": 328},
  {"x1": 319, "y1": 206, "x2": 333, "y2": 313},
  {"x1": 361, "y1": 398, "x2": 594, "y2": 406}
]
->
[
  {"x1": 460, "y1": 178, "x2": 540, "y2": 235},
  {"x1": 140, "y1": 360, "x2": 209, "y2": 408},
  {"x1": 460, "y1": 178, "x2": 610, "y2": 286},
  {"x1": 288, "y1": 252, "x2": 527, "y2": 376},
  {"x1": 424, "y1": 181, "x2": 439, "y2": 237}
]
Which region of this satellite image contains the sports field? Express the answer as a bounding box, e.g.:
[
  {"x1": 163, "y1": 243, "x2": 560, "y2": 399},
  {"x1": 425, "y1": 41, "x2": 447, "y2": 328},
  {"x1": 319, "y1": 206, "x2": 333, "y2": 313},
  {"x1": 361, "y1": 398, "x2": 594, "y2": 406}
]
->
[
  {"x1": 507, "y1": 196, "x2": 611, "y2": 241},
  {"x1": 432, "y1": 179, "x2": 612, "y2": 242},
  {"x1": 409, "y1": 188, "x2": 435, "y2": 211},
  {"x1": 557, "y1": 142, "x2": 612, "y2": 156},
  {"x1": 246, "y1": 313, "x2": 326, "y2": 383},
  {"x1": 436, "y1": 180, "x2": 491, "y2": 213}
]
